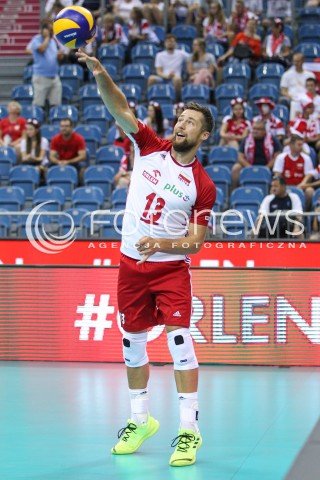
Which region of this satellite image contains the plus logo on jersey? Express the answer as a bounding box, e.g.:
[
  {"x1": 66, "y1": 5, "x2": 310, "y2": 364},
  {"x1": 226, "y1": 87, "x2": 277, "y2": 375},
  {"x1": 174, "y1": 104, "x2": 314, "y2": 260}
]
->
[
  {"x1": 178, "y1": 172, "x2": 191, "y2": 186},
  {"x1": 163, "y1": 183, "x2": 185, "y2": 199}
]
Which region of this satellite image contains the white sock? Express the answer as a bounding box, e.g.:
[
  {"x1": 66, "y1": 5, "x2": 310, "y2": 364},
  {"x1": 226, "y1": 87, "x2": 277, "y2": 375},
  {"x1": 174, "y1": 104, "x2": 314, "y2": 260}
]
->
[
  {"x1": 129, "y1": 388, "x2": 149, "y2": 426},
  {"x1": 178, "y1": 392, "x2": 199, "y2": 433}
]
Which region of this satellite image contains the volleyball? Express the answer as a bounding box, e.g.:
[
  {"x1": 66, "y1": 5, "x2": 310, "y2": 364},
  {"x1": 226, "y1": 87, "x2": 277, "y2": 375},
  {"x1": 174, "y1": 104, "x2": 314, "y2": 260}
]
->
[{"x1": 53, "y1": 6, "x2": 96, "y2": 49}]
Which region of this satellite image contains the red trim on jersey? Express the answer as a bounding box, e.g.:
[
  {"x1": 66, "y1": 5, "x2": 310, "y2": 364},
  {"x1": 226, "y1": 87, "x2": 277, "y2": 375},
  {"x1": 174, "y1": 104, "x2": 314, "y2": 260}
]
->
[
  {"x1": 130, "y1": 121, "x2": 171, "y2": 156},
  {"x1": 190, "y1": 162, "x2": 216, "y2": 226},
  {"x1": 283, "y1": 154, "x2": 305, "y2": 185}
]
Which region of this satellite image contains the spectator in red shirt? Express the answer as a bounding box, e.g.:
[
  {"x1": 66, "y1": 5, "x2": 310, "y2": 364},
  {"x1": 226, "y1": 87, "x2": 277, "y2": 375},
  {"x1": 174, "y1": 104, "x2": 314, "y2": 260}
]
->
[
  {"x1": 219, "y1": 97, "x2": 251, "y2": 150},
  {"x1": 0, "y1": 101, "x2": 27, "y2": 154},
  {"x1": 49, "y1": 118, "x2": 86, "y2": 182}
]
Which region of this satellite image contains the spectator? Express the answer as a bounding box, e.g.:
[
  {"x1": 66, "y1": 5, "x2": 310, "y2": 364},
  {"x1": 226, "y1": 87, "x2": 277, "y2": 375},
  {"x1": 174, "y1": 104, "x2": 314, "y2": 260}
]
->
[
  {"x1": 0, "y1": 101, "x2": 26, "y2": 152},
  {"x1": 310, "y1": 195, "x2": 320, "y2": 240},
  {"x1": 113, "y1": 0, "x2": 143, "y2": 24},
  {"x1": 44, "y1": 0, "x2": 84, "y2": 19},
  {"x1": 49, "y1": 118, "x2": 86, "y2": 182},
  {"x1": 187, "y1": 38, "x2": 216, "y2": 87},
  {"x1": 289, "y1": 96, "x2": 320, "y2": 151},
  {"x1": 172, "y1": 102, "x2": 185, "y2": 128},
  {"x1": 294, "y1": 77, "x2": 320, "y2": 119},
  {"x1": 232, "y1": 119, "x2": 282, "y2": 189},
  {"x1": 168, "y1": 0, "x2": 201, "y2": 27},
  {"x1": 265, "y1": 0, "x2": 292, "y2": 26},
  {"x1": 219, "y1": 14, "x2": 261, "y2": 66},
  {"x1": 20, "y1": 118, "x2": 49, "y2": 178},
  {"x1": 127, "y1": 7, "x2": 160, "y2": 51},
  {"x1": 97, "y1": 13, "x2": 129, "y2": 47},
  {"x1": 142, "y1": 0, "x2": 164, "y2": 26},
  {"x1": 113, "y1": 123, "x2": 132, "y2": 154},
  {"x1": 279, "y1": 53, "x2": 315, "y2": 115},
  {"x1": 143, "y1": 102, "x2": 169, "y2": 137},
  {"x1": 219, "y1": 97, "x2": 251, "y2": 150},
  {"x1": 262, "y1": 18, "x2": 291, "y2": 67},
  {"x1": 273, "y1": 134, "x2": 314, "y2": 208},
  {"x1": 253, "y1": 97, "x2": 285, "y2": 142},
  {"x1": 147, "y1": 34, "x2": 189, "y2": 100},
  {"x1": 256, "y1": 175, "x2": 304, "y2": 239},
  {"x1": 227, "y1": 0, "x2": 252, "y2": 43},
  {"x1": 231, "y1": 0, "x2": 262, "y2": 16},
  {"x1": 29, "y1": 20, "x2": 63, "y2": 108},
  {"x1": 202, "y1": 0, "x2": 228, "y2": 46},
  {"x1": 113, "y1": 142, "x2": 135, "y2": 189}
]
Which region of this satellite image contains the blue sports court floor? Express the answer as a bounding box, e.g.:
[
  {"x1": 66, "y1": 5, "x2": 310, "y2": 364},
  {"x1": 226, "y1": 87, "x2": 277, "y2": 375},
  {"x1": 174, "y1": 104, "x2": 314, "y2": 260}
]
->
[{"x1": 1, "y1": 362, "x2": 320, "y2": 480}]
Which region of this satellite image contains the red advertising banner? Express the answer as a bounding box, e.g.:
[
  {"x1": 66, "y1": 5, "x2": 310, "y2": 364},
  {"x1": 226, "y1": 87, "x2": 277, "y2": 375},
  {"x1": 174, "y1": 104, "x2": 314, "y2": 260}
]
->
[
  {"x1": 0, "y1": 240, "x2": 318, "y2": 268},
  {"x1": 0, "y1": 267, "x2": 319, "y2": 366}
]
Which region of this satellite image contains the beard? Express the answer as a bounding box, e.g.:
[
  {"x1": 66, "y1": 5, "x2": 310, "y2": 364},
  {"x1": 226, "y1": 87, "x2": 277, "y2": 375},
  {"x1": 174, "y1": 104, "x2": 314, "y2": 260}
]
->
[{"x1": 172, "y1": 135, "x2": 197, "y2": 153}]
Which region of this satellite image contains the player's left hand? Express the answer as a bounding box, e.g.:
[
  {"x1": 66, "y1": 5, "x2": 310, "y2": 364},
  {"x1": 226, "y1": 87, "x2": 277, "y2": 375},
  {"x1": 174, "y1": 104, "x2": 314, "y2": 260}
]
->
[{"x1": 136, "y1": 236, "x2": 160, "y2": 264}]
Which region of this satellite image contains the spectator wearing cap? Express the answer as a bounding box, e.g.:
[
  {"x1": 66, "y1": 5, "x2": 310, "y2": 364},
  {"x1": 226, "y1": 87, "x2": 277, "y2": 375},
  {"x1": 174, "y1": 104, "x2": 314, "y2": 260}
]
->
[
  {"x1": 20, "y1": 118, "x2": 49, "y2": 177},
  {"x1": 288, "y1": 96, "x2": 320, "y2": 151},
  {"x1": 232, "y1": 119, "x2": 282, "y2": 189},
  {"x1": 0, "y1": 101, "x2": 26, "y2": 153},
  {"x1": 279, "y1": 53, "x2": 316, "y2": 114},
  {"x1": 262, "y1": 18, "x2": 291, "y2": 67},
  {"x1": 273, "y1": 134, "x2": 314, "y2": 209},
  {"x1": 294, "y1": 78, "x2": 320, "y2": 120},
  {"x1": 143, "y1": 102, "x2": 169, "y2": 138},
  {"x1": 253, "y1": 98, "x2": 285, "y2": 142},
  {"x1": 219, "y1": 97, "x2": 251, "y2": 150},
  {"x1": 147, "y1": 34, "x2": 189, "y2": 101}
]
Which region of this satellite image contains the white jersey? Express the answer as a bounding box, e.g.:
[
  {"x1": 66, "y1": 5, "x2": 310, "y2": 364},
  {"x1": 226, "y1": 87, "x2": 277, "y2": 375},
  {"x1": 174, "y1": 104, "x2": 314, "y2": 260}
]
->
[{"x1": 122, "y1": 121, "x2": 216, "y2": 262}]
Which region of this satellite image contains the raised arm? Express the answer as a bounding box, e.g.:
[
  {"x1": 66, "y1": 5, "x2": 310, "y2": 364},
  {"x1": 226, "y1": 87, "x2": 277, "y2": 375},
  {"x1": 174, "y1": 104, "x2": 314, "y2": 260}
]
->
[{"x1": 76, "y1": 49, "x2": 138, "y2": 134}]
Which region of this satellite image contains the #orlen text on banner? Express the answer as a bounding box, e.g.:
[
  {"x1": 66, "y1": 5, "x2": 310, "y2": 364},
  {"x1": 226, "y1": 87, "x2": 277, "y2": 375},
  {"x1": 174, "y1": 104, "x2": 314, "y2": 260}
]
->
[{"x1": 0, "y1": 267, "x2": 319, "y2": 366}]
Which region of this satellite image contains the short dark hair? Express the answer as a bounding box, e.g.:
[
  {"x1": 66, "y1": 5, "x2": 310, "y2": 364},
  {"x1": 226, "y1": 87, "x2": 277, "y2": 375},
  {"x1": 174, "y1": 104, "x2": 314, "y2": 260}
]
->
[
  {"x1": 165, "y1": 34, "x2": 176, "y2": 41},
  {"x1": 183, "y1": 102, "x2": 215, "y2": 134},
  {"x1": 306, "y1": 77, "x2": 316, "y2": 84},
  {"x1": 272, "y1": 175, "x2": 286, "y2": 186},
  {"x1": 60, "y1": 118, "x2": 73, "y2": 127},
  {"x1": 290, "y1": 134, "x2": 304, "y2": 144}
]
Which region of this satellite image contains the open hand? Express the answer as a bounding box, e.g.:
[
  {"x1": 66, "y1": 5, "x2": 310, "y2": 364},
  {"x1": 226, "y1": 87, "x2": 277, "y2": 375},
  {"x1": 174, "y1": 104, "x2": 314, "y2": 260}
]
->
[{"x1": 76, "y1": 49, "x2": 103, "y2": 76}]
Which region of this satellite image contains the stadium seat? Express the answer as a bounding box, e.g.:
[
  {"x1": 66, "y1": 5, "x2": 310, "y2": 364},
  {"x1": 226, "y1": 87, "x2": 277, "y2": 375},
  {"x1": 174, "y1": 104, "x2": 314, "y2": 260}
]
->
[
  {"x1": 0, "y1": 209, "x2": 10, "y2": 238},
  {"x1": 23, "y1": 65, "x2": 33, "y2": 83},
  {"x1": 221, "y1": 208, "x2": 257, "y2": 239},
  {"x1": 287, "y1": 186, "x2": 306, "y2": 210},
  {"x1": 84, "y1": 165, "x2": 115, "y2": 198},
  {"x1": 230, "y1": 186, "x2": 264, "y2": 210},
  {"x1": 249, "y1": 83, "x2": 279, "y2": 103},
  {"x1": 239, "y1": 166, "x2": 272, "y2": 195},
  {"x1": 213, "y1": 186, "x2": 225, "y2": 212},
  {"x1": 49, "y1": 105, "x2": 79, "y2": 125},
  {"x1": 299, "y1": 7, "x2": 320, "y2": 25},
  {"x1": 151, "y1": 25, "x2": 165, "y2": 43},
  {"x1": 298, "y1": 24, "x2": 320, "y2": 43},
  {"x1": 202, "y1": 104, "x2": 219, "y2": 125},
  {"x1": 204, "y1": 165, "x2": 231, "y2": 199},
  {"x1": 75, "y1": 124, "x2": 102, "y2": 158},
  {"x1": 106, "y1": 125, "x2": 118, "y2": 144},
  {"x1": 136, "y1": 105, "x2": 147, "y2": 120},
  {"x1": 215, "y1": 84, "x2": 244, "y2": 112},
  {"x1": 46, "y1": 165, "x2": 78, "y2": 200},
  {"x1": 223, "y1": 63, "x2": 251, "y2": 90},
  {"x1": 58, "y1": 207, "x2": 89, "y2": 237},
  {"x1": 206, "y1": 43, "x2": 224, "y2": 58},
  {"x1": 181, "y1": 84, "x2": 211, "y2": 103},
  {"x1": 96, "y1": 145, "x2": 125, "y2": 170},
  {"x1": 0, "y1": 186, "x2": 25, "y2": 211},
  {"x1": 267, "y1": 24, "x2": 294, "y2": 42},
  {"x1": 18, "y1": 207, "x2": 59, "y2": 239},
  {"x1": 61, "y1": 84, "x2": 73, "y2": 103},
  {"x1": 11, "y1": 84, "x2": 33, "y2": 105},
  {"x1": 311, "y1": 188, "x2": 320, "y2": 209},
  {"x1": 0, "y1": 146, "x2": 17, "y2": 180},
  {"x1": 207, "y1": 146, "x2": 238, "y2": 169},
  {"x1": 273, "y1": 104, "x2": 289, "y2": 125},
  {"x1": 122, "y1": 64, "x2": 150, "y2": 93},
  {"x1": 99, "y1": 210, "x2": 124, "y2": 239},
  {"x1": 79, "y1": 84, "x2": 102, "y2": 110},
  {"x1": 72, "y1": 186, "x2": 104, "y2": 211},
  {"x1": 21, "y1": 105, "x2": 44, "y2": 123},
  {"x1": 147, "y1": 84, "x2": 176, "y2": 104},
  {"x1": 9, "y1": 165, "x2": 40, "y2": 200},
  {"x1": 0, "y1": 105, "x2": 8, "y2": 119},
  {"x1": 172, "y1": 25, "x2": 198, "y2": 48},
  {"x1": 111, "y1": 187, "x2": 128, "y2": 209},
  {"x1": 98, "y1": 44, "x2": 125, "y2": 71},
  {"x1": 256, "y1": 63, "x2": 285, "y2": 88},
  {"x1": 59, "y1": 64, "x2": 84, "y2": 91},
  {"x1": 131, "y1": 44, "x2": 159, "y2": 72},
  {"x1": 119, "y1": 83, "x2": 142, "y2": 103},
  {"x1": 33, "y1": 186, "x2": 65, "y2": 211},
  {"x1": 88, "y1": 62, "x2": 118, "y2": 82},
  {"x1": 222, "y1": 104, "x2": 253, "y2": 121},
  {"x1": 40, "y1": 124, "x2": 60, "y2": 142},
  {"x1": 293, "y1": 43, "x2": 320, "y2": 62},
  {"x1": 161, "y1": 104, "x2": 175, "y2": 122},
  {"x1": 83, "y1": 105, "x2": 114, "y2": 137}
]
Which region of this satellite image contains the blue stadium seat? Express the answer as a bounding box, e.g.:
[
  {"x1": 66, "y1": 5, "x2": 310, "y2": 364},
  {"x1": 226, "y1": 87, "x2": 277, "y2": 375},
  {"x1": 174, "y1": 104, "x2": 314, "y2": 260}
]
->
[
  {"x1": 147, "y1": 84, "x2": 176, "y2": 104},
  {"x1": 151, "y1": 25, "x2": 165, "y2": 43},
  {"x1": 204, "y1": 165, "x2": 231, "y2": 199},
  {"x1": 0, "y1": 146, "x2": 17, "y2": 180},
  {"x1": 223, "y1": 63, "x2": 251, "y2": 90},
  {"x1": 0, "y1": 186, "x2": 25, "y2": 211},
  {"x1": 23, "y1": 65, "x2": 33, "y2": 83},
  {"x1": 239, "y1": 166, "x2": 272, "y2": 195},
  {"x1": 273, "y1": 104, "x2": 289, "y2": 126},
  {"x1": 208, "y1": 146, "x2": 238, "y2": 169},
  {"x1": 161, "y1": 104, "x2": 175, "y2": 122},
  {"x1": 122, "y1": 64, "x2": 150, "y2": 92},
  {"x1": 75, "y1": 124, "x2": 102, "y2": 158},
  {"x1": 172, "y1": 25, "x2": 198, "y2": 48},
  {"x1": 131, "y1": 44, "x2": 159, "y2": 72},
  {"x1": 88, "y1": 62, "x2": 118, "y2": 82},
  {"x1": 215, "y1": 84, "x2": 244, "y2": 112},
  {"x1": 287, "y1": 186, "x2": 306, "y2": 210},
  {"x1": 308, "y1": 147, "x2": 317, "y2": 168},
  {"x1": 79, "y1": 85, "x2": 102, "y2": 110},
  {"x1": 59, "y1": 64, "x2": 84, "y2": 91},
  {"x1": 96, "y1": 146, "x2": 125, "y2": 170},
  {"x1": 11, "y1": 84, "x2": 33, "y2": 105},
  {"x1": 72, "y1": 186, "x2": 104, "y2": 211},
  {"x1": 49, "y1": 105, "x2": 79, "y2": 125},
  {"x1": 9, "y1": 165, "x2": 40, "y2": 200},
  {"x1": 222, "y1": 208, "x2": 257, "y2": 239},
  {"x1": 58, "y1": 207, "x2": 89, "y2": 237},
  {"x1": 222, "y1": 104, "x2": 253, "y2": 121},
  {"x1": 230, "y1": 186, "x2": 264, "y2": 210},
  {"x1": 181, "y1": 84, "x2": 211, "y2": 103},
  {"x1": 21, "y1": 105, "x2": 44, "y2": 123},
  {"x1": 40, "y1": 124, "x2": 60, "y2": 142},
  {"x1": 33, "y1": 186, "x2": 65, "y2": 211},
  {"x1": 84, "y1": 165, "x2": 114, "y2": 198},
  {"x1": 111, "y1": 187, "x2": 128, "y2": 209},
  {"x1": 256, "y1": 63, "x2": 285, "y2": 88},
  {"x1": 83, "y1": 105, "x2": 114, "y2": 137},
  {"x1": 61, "y1": 84, "x2": 73, "y2": 103},
  {"x1": 249, "y1": 83, "x2": 279, "y2": 103},
  {"x1": 119, "y1": 83, "x2": 142, "y2": 103},
  {"x1": 206, "y1": 43, "x2": 224, "y2": 58},
  {"x1": 213, "y1": 186, "x2": 225, "y2": 212},
  {"x1": 46, "y1": 165, "x2": 78, "y2": 200},
  {"x1": 0, "y1": 105, "x2": 8, "y2": 119},
  {"x1": 293, "y1": 43, "x2": 320, "y2": 62},
  {"x1": 298, "y1": 24, "x2": 320, "y2": 43},
  {"x1": 99, "y1": 211, "x2": 124, "y2": 239},
  {"x1": 0, "y1": 209, "x2": 10, "y2": 238},
  {"x1": 18, "y1": 207, "x2": 59, "y2": 239},
  {"x1": 312, "y1": 188, "x2": 320, "y2": 209},
  {"x1": 299, "y1": 7, "x2": 320, "y2": 25},
  {"x1": 98, "y1": 44, "x2": 125, "y2": 71},
  {"x1": 106, "y1": 125, "x2": 118, "y2": 144}
]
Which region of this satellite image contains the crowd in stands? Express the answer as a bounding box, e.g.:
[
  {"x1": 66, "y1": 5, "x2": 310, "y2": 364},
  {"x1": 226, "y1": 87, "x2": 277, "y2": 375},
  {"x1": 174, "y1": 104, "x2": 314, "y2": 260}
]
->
[{"x1": 1, "y1": 0, "x2": 320, "y2": 240}]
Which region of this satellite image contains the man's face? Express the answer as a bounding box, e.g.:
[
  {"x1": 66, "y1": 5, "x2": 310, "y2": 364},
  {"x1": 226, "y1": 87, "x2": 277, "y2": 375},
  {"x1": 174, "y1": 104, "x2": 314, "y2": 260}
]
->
[
  {"x1": 252, "y1": 123, "x2": 266, "y2": 139},
  {"x1": 60, "y1": 121, "x2": 73, "y2": 136},
  {"x1": 235, "y1": 1, "x2": 244, "y2": 14},
  {"x1": 165, "y1": 37, "x2": 176, "y2": 51},
  {"x1": 306, "y1": 80, "x2": 316, "y2": 95},
  {"x1": 172, "y1": 109, "x2": 209, "y2": 153},
  {"x1": 291, "y1": 139, "x2": 304, "y2": 155},
  {"x1": 293, "y1": 54, "x2": 304, "y2": 70},
  {"x1": 271, "y1": 179, "x2": 285, "y2": 196}
]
